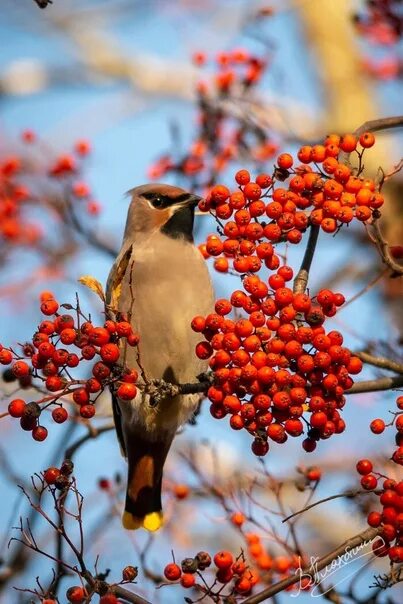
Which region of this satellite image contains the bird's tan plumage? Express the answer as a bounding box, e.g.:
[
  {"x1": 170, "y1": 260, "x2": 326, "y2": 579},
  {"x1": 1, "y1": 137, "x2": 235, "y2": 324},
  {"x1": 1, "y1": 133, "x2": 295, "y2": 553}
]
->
[{"x1": 106, "y1": 184, "x2": 214, "y2": 531}]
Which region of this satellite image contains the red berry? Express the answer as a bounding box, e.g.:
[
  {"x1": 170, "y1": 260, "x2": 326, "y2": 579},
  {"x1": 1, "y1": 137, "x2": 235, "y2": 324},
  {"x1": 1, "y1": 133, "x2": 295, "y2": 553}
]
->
[
  {"x1": 370, "y1": 418, "x2": 385, "y2": 434},
  {"x1": 80, "y1": 404, "x2": 95, "y2": 419},
  {"x1": 41, "y1": 300, "x2": 59, "y2": 316},
  {"x1": 356, "y1": 459, "x2": 373, "y2": 475},
  {"x1": 66, "y1": 586, "x2": 86, "y2": 603},
  {"x1": 367, "y1": 511, "x2": 382, "y2": 527},
  {"x1": 89, "y1": 327, "x2": 110, "y2": 346},
  {"x1": 214, "y1": 550, "x2": 234, "y2": 570},
  {"x1": 164, "y1": 563, "x2": 182, "y2": 581},
  {"x1": 8, "y1": 398, "x2": 26, "y2": 418},
  {"x1": 0, "y1": 349, "x2": 13, "y2": 364},
  {"x1": 60, "y1": 328, "x2": 77, "y2": 345},
  {"x1": 180, "y1": 573, "x2": 196, "y2": 588},
  {"x1": 359, "y1": 132, "x2": 375, "y2": 148},
  {"x1": 277, "y1": 153, "x2": 293, "y2": 169},
  {"x1": 235, "y1": 169, "x2": 250, "y2": 185},
  {"x1": 32, "y1": 425, "x2": 48, "y2": 441},
  {"x1": 44, "y1": 467, "x2": 61, "y2": 484},
  {"x1": 235, "y1": 576, "x2": 252, "y2": 594},
  {"x1": 12, "y1": 360, "x2": 30, "y2": 378},
  {"x1": 361, "y1": 474, "x2": 377, "y2": 490},
  {"x1": 52, "y1": 407, "x2": 68, "y2": 423},
  {"x1": 116, "y1": 383, "x2": 137, "y2": 400},
  {"x1": 100, "y1": 343, "x2": 120, "y2": 364}
]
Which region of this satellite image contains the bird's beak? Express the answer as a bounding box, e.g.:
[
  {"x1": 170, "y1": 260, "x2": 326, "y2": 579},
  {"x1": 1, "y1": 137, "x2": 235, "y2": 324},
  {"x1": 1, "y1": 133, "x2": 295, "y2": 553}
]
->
[
  {"x1": 170, "y1": 194, "x2": 202, "y2": 214},
  {"x1": 183, "y1": 194, "x2": 203, "y2": 208}
]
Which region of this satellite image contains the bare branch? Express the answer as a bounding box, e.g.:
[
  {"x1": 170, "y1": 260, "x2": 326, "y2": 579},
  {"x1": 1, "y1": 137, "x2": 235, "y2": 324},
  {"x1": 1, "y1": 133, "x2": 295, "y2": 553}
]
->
[
  {"x1": 354, "y1": 351, "x2": 403, "y2": 375},
  {"x1": 369, "y1": 211, "x2": 403, "y2": 277},
  {"x1": 353, "y1": 116, "x2": 403, "y2": 138},
  {"x1": 346, "y1": 375, "x2": 403, "y2": 394},
  {"x1": 241, "y1": 527, "x2": 380, "y2": 604},
  {"x1": 293, "y1": 225, "x2": 320, "y2": 294},
  {"x1": 114, "y1": 585, "x2": 152, "y2": 604}
]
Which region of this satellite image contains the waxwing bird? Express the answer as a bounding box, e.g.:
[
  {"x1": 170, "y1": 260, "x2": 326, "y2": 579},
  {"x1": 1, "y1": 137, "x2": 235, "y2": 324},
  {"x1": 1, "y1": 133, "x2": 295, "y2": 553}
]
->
[{"x1": 106, "y1": 184, "x2": 214, "y2": 531}]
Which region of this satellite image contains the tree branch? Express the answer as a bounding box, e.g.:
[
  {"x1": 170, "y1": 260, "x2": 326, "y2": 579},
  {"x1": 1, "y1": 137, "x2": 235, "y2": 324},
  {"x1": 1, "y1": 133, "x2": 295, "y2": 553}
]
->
[
  {"x1": 241, "y1": 527, "x2": 380, "y2": 604},
  {"x1": 346, "y1": 375, "x2": 403, "y2": 394},
  {"x1": 353, "y1": 116, "x2": 403, "y2": 138},
  {"x1": 293, "y1": 225, "x2": 320, "y2": 294},
  {"x1": 369, "y1": 211, "x2": 403, "y2": 277},
  {"x1": 114, "y1": 584, "x2": 152, "y2": 604},
  {"x1": 354, "y1": 351, "x2": 403, "y2": 375}
]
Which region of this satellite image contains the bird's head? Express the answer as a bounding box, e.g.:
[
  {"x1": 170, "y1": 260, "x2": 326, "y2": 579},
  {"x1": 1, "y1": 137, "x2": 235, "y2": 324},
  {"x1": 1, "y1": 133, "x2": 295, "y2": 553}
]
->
[{"x1": 123, "y1": 184, "x2": 202, "y2": 242}]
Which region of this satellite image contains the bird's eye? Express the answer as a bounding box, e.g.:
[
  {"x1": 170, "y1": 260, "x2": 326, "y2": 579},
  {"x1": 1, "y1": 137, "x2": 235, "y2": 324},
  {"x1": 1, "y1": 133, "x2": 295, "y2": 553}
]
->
[{"x1": 151, "y1": 196, "x2": 165, "y2": 209}]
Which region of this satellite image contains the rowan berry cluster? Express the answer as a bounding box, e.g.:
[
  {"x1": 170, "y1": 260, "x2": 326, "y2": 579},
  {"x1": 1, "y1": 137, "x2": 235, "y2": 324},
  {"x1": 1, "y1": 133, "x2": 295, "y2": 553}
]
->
[
  {"x1": 193, "y1": 278, "x2": 362, "y2": 455},
  {"x1": 43, "y1": 458, "x2": 75, "y2": 490},
  {"x1": 149, "y1": 50, "x2": 278, "y2": 187},
  {"x1": 369, "y1": 395, "x2": 403, "y2": 466},
  {"x1": 163, "y1": 540, "x2": 310, "y2": 600},
  {"x1": 243, "y1": 532, "x2": 303, "y2": 582},
  {"x1": 163, "y1": 550, "x2": 258, "y2": 598},
  {"x1": 0, "y1": 133, "x2": 99, "y2": 254},
  {"x1": 198, "y1": 133, "x2": 381, "y2": 272},
  {"x1": 3, "y1": 291, "x2": 139, "y2": 440},
  {"x1": 356, "y1": 459, "x2": 403, "y2": 563},
  {"x1": 353, "y1": 1, "x2": 402, "y2": 80}
]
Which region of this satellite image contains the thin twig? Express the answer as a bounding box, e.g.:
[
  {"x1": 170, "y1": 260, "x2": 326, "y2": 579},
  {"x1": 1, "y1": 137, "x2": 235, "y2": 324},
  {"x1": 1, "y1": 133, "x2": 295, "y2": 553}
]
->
[
  {"x1": 283, "y1": 489, "x2": 382, "y2": 523},
  {"x1": 342, "y1": 268, "x2": 387, "y2": 309},
  {"x1": 65, "y1": 423, "x2": 115, "y2": 460}
]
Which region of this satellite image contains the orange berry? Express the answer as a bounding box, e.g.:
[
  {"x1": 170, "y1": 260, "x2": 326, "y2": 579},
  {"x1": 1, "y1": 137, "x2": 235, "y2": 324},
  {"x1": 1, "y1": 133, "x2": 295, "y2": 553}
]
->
[
  {"x1": 173, "y1": 484, "x2": 190, "y2": 499},
  {"x1": 230, "y1": 511, "x2": 245, "y2": 526},
  {"x1": 277, "y1": 153, "x2": 293, "y2": 169},
  {"x1": 180, "y1": 573, "x2": 196, "y2": 588},
  {"x1": 359, "y1": 131, "x2": 375, "y2": 148},
  {"x1": 340, "y1": 133, "x2": 357, "y2": 153},
  {"x1": 214, "y1": 550, "x2": 234, "y2": 569}
]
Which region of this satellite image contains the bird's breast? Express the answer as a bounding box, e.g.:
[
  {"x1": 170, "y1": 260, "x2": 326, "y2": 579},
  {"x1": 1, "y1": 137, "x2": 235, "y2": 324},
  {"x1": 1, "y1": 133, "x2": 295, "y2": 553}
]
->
[{"x1": 121, "y1": 234, "x2": 214, "y2": 385}]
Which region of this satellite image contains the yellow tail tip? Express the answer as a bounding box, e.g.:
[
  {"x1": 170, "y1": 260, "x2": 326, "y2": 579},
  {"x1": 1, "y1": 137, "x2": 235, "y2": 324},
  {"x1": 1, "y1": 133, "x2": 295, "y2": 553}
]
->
[{"x1": 122, "y1": 510, "x2": 163, "y2": 532}]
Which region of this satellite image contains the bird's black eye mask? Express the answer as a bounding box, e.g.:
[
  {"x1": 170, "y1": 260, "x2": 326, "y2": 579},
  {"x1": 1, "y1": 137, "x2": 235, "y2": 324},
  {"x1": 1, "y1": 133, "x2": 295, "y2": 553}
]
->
[{"x1": 142, "y1": 192, "x2": 191, "y2": 209}]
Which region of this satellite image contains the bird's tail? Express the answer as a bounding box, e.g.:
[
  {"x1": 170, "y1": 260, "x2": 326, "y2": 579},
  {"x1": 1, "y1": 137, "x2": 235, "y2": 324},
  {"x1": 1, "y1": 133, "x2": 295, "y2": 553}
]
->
[{"x1": 122, "y1": 431, "x2": 174, "y2": 531}]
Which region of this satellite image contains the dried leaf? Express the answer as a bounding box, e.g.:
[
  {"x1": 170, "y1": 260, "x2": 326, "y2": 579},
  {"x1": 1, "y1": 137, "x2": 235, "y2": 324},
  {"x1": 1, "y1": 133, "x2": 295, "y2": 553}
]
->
[{"x1": 78, "y1": 275, "x2": 105, "y2": 302}]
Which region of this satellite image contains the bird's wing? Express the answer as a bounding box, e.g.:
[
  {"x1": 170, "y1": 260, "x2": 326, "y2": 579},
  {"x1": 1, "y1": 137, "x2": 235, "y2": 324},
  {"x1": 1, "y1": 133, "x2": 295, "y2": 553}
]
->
[
  {"x1": 105, "y1": 242, "x2": 134, "y2": 457},
  {"x1": 105, "y1": 243, "x2": 134, "y2": 319}
]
